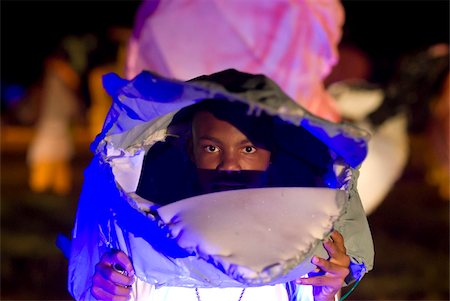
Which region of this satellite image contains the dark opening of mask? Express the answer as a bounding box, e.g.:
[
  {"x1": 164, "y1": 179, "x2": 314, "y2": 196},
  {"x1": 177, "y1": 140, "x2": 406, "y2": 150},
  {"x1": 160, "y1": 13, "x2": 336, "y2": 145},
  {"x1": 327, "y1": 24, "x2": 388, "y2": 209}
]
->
[
  {"x1": 135, "y1": 100, "x2": 334, "y2": 206},
  {"x1": 196, "y1": 169, "x2": 270, "y2": 194}
]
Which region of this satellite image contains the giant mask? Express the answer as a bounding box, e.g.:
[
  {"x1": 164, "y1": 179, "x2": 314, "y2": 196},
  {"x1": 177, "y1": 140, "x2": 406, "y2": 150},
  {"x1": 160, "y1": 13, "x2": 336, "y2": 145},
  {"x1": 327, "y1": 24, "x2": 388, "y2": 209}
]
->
[{"x1": 68, "y1": 69, "x2": 373, "y2": 299}]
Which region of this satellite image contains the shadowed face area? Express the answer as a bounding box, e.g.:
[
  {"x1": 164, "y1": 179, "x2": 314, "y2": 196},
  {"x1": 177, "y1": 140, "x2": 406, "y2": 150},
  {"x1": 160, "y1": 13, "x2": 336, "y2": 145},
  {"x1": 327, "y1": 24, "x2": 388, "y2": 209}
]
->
[
  {"x1": 192, "y1": 111, "x2": 271, "y2": 171},
  {"x1": 192, "y1": 111, "x2": 271, "y2": 193}
]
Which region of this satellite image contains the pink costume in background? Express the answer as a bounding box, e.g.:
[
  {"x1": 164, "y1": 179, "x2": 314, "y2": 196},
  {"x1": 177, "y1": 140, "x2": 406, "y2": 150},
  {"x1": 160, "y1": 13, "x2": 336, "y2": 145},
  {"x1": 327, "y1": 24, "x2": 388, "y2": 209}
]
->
[{"x1": 126, "y1": 0, "x2": 344, "y2": 122}]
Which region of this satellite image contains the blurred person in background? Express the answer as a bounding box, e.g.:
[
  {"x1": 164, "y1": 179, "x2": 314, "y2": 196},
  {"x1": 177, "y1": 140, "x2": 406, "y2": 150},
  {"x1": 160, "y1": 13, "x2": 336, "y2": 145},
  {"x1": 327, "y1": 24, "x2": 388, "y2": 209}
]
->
[{"x1": 27, "y1": 35, "x2": 95, "y2": 195}]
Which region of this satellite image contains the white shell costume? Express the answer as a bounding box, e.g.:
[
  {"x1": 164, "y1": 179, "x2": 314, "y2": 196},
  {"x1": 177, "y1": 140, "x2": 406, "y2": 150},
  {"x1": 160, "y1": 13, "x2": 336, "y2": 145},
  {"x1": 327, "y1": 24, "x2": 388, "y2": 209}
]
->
[{"x1": 68, "y1": 69, "x2": 374, "y2": 300}]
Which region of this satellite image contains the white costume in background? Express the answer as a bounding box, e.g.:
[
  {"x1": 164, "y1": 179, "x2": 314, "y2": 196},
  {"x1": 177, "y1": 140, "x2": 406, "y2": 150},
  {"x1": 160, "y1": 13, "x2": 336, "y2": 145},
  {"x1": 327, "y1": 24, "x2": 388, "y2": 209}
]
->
[
  {"x1": 328, "y1": 82, "x2": 409, "y2": 214},
  {"x1": 126, "y1": 0, "x2": 345, "y2": 122},
  {"x1": 27, "y1": 58, "x2": 81, "y2": 195}
]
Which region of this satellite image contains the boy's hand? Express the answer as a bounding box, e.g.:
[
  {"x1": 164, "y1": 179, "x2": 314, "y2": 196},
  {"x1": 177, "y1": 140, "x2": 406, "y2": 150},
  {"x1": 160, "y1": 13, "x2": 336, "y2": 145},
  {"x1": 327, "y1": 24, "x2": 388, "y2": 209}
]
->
[
  {"x1": 297, "y1": 231, "x2": 350, "y2": 301},
  {"x1": 91, "y1": 250, "x2": 135, "y2": 301}
]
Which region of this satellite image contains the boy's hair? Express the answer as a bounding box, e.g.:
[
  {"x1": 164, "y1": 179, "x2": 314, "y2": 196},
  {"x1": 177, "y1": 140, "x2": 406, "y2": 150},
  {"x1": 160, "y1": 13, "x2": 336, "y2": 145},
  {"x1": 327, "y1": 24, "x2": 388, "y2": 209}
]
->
[{"x1": 173, "y1": 98, "x2": 275, "y2": 152}]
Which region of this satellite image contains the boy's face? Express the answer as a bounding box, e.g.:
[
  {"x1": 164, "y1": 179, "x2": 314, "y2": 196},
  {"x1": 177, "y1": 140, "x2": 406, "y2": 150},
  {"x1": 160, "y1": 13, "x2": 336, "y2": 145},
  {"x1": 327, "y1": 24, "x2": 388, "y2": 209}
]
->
[
  {"x1": 191, "y1": 111, "x2": 271, "y2": 192},
  {"x1": 192, "y1": 111, "x2": 271, "y2": 171}
]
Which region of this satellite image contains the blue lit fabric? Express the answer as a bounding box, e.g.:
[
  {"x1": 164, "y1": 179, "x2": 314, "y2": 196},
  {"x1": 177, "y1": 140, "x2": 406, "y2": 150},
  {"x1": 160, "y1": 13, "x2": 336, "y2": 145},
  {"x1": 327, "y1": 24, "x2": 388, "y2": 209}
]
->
[{"x1": 68, "y1": 69, "x2": 374, "y2": 300}]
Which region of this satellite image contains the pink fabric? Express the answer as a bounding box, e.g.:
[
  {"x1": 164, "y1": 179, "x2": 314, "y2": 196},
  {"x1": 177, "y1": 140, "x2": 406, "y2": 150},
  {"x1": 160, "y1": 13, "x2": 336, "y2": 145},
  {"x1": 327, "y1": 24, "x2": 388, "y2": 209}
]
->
[{"x1": 126, "y1": 0, "x2": 344, "y2": 121}]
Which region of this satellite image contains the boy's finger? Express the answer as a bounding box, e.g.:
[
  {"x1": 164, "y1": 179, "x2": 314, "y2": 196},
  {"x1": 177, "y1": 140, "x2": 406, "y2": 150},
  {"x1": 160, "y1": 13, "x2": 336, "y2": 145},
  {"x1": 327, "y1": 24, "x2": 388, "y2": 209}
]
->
[
  {"x1": 92, "y1": 272, "x2": 132, "y2": 297},
  {"x1": 91, "y1": 285, "x2": 130, "y2": 301},
  {"x1": 96, "y1": 258, "x2": 134, "y2": 287},
  {"x1": 113, "y1": 251, "x2": 135, "y2": 276},
  {"x1": 296, "y1": 274, "x2": 341, "y2": 289},
  {"x1": 323, "y1": 234, "x2": 350, "y2": 268},
  {"x1": 324, "y1": 238, "x2": 347, "y2": 260},
  {"x1": 101, "y1": 250, "x2": 135, "y2": 278},
  {"x1": 330, "y1": 231, "x2": 344, "y2": 245},
  {"x1": 330, "y1": 231, "x2": 347, "y2": 253},
  {"x1": 311, "y1": 256, "x2": 349, "y2": 277}
]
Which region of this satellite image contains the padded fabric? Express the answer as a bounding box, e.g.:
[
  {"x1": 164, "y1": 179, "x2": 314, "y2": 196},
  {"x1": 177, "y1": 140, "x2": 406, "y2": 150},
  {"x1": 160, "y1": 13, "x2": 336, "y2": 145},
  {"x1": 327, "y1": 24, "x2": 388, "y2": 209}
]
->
[{"x1": 156, "y1": 187, "x2": 346, "y2": 284}]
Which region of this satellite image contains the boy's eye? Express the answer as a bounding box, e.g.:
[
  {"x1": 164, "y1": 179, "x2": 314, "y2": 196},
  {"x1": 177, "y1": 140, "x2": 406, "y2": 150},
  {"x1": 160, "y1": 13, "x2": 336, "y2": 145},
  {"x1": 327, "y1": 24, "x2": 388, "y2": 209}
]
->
[
  {"x1": 243, "y1": 146, "x2": 256, "y2": 154},
  {"x1": 204, "y1": 145, "x2": 219, "y2": 153}
]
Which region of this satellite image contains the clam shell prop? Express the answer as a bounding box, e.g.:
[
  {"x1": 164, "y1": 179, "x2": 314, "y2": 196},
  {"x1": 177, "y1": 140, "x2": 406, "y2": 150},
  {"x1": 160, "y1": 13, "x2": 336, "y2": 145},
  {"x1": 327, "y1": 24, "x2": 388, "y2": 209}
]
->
[{"x1": 156, "y1": 187, "x2": 346, "y2": 285}]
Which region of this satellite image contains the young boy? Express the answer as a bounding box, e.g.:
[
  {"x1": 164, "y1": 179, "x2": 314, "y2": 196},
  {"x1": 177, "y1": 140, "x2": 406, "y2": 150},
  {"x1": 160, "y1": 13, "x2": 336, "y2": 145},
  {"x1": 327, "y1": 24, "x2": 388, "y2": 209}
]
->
[{"x1": 68, "y1": 69, "x2": 373, "y2": 301}]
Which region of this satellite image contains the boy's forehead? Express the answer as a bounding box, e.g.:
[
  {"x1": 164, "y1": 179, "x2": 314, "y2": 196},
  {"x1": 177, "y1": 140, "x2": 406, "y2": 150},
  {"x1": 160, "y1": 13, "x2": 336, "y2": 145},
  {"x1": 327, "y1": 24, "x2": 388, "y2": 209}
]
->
[
  {"x1": 192, "y1": 110, "x2": 218, "y2": 127},
  {"x1": 192, "y1": 111, "x2": 243, "y2": 137},
  {"x1": 190, "y1": 99, "x2": 274, "y2": 147}
]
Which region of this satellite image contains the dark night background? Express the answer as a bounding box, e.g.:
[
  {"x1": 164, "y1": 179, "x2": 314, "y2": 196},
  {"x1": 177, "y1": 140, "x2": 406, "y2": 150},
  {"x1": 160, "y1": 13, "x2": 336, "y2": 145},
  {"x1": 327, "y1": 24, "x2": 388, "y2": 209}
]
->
[
  {"x1": 2, "y1": 0, "x2": 449, "y2": 87},
  {"x1": 1, "y1": 0, "x2": 449, "y2": 300}
]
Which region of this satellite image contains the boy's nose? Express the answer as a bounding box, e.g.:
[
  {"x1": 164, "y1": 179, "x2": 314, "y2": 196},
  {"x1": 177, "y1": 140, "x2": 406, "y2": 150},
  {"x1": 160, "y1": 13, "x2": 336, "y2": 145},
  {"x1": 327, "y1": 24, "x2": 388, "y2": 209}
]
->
[{"x1": 217, "y1": 154, "x2": 241, "y2": 171}]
